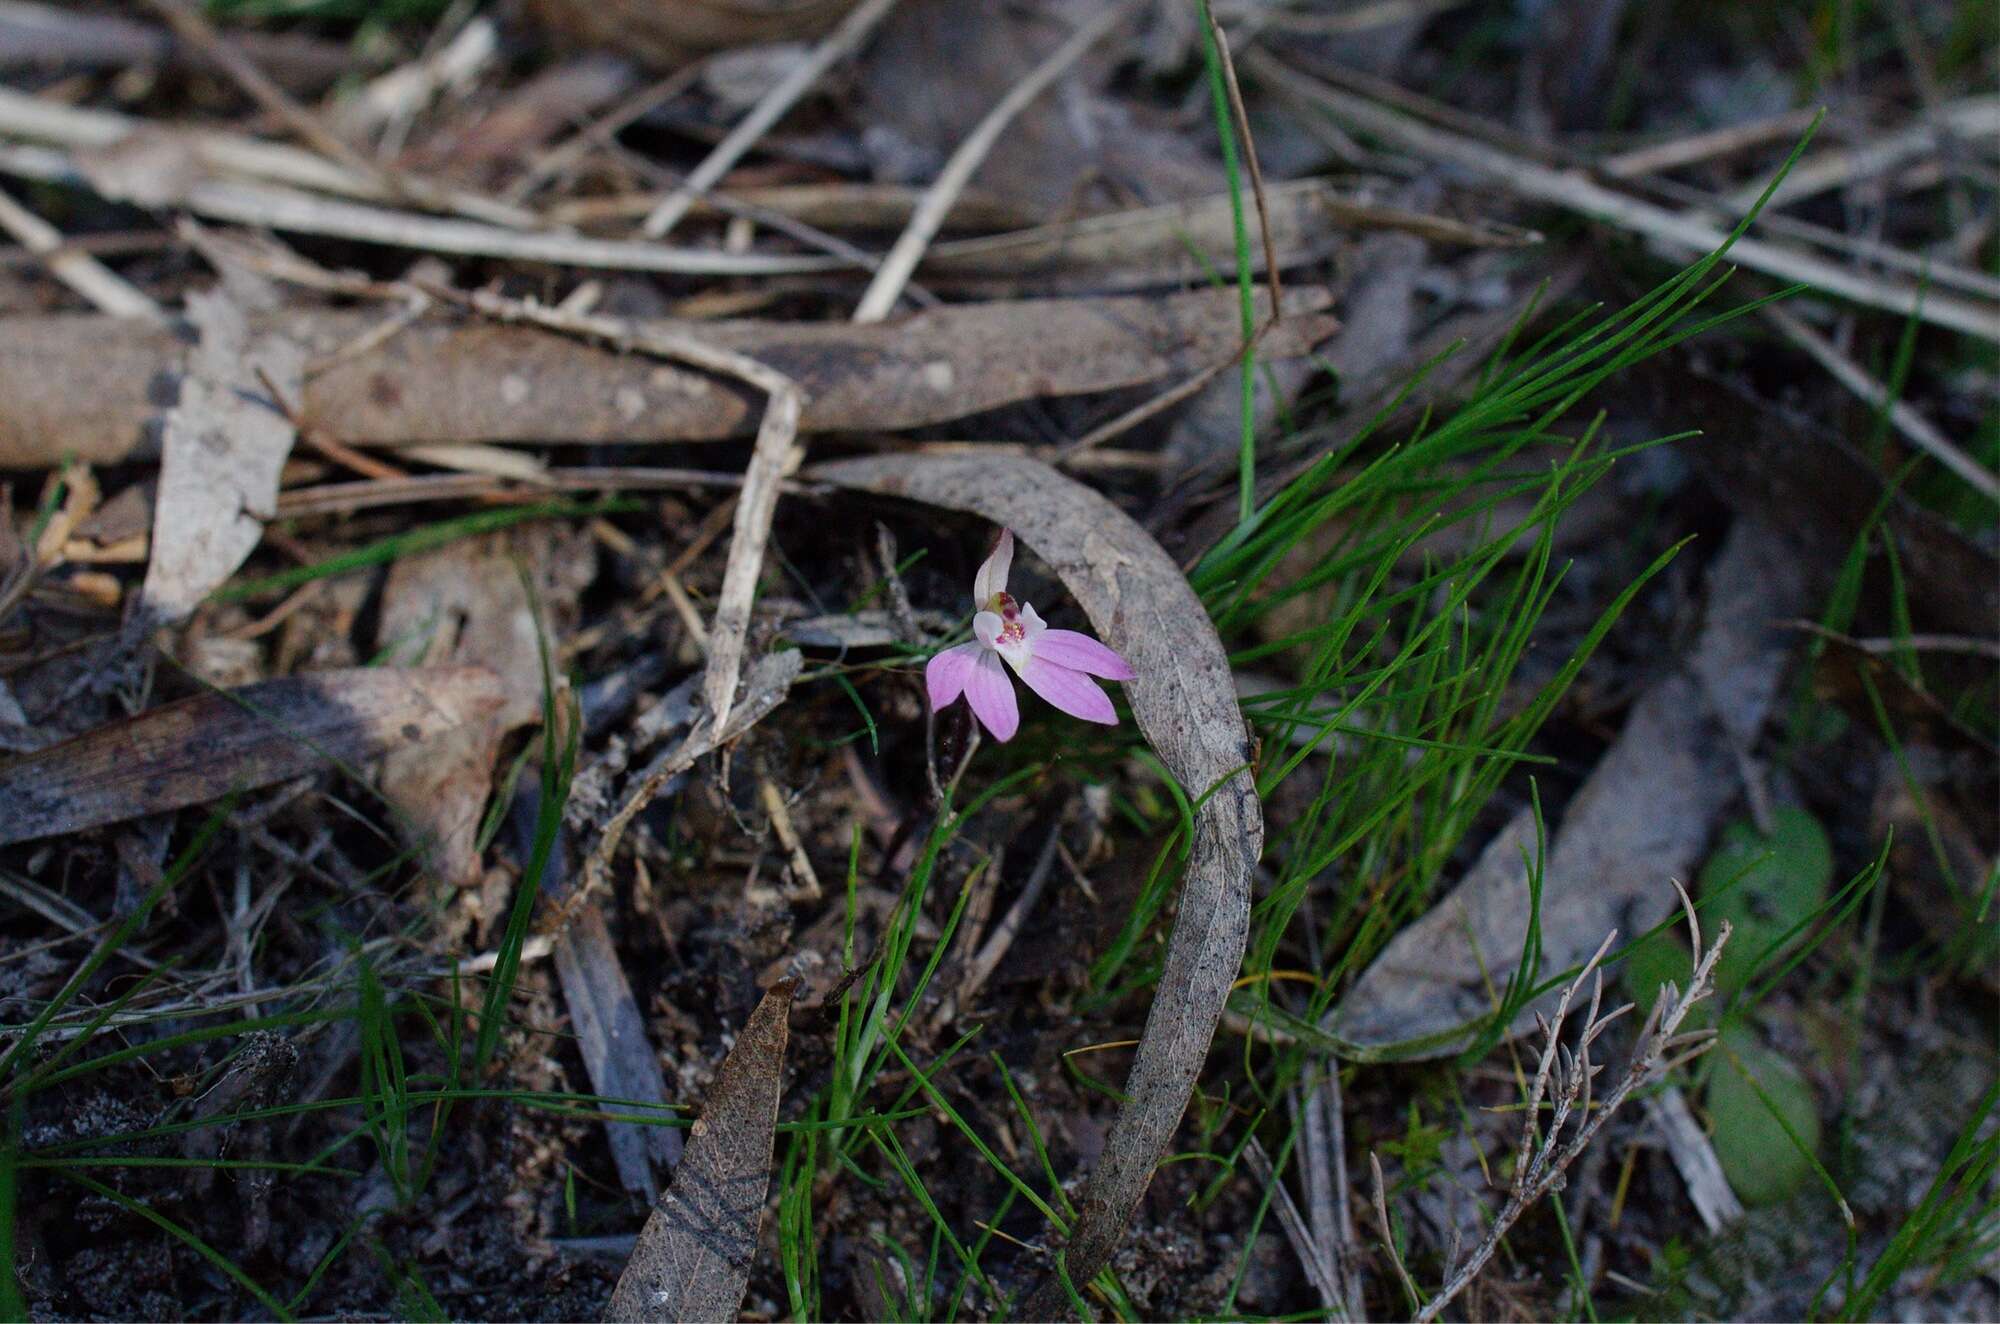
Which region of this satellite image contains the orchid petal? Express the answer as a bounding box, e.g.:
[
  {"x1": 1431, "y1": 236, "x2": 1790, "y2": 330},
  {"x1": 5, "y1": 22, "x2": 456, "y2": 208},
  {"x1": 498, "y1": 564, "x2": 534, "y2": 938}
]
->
[
  {"x1": 1015, "y1": 656, "x2": 1116, "y2": 725},
  {"x1": 1018, "y1": 601, "x2": 1049, "y2": 638},
  {"x1": 963, "y1": 649, "x2": 1020, "y2": 741},
  {"x1": 925, "y1": 641, "x2": 982, "y2": 710},
  {"x1": 1030, "y1": 628, "x2": 1136, "y2": 680},
  {"x1": 972, "y1": 529, "x2": 1013, "y2": 605},
  {"x1": 973, "y1": 610, "x2": 1005, "y2": 650}
]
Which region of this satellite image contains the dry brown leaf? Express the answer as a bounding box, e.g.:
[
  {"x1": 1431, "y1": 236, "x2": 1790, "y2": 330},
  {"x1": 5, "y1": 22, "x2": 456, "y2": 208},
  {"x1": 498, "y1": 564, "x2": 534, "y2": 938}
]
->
[
  {"x1": 138, "y1": 290, "x2": 302, "y2": 627},
  {"x1": 1331, "y1": 519, "x2": 1812, "y2": 1058},
  {"x1": 810, "y1": 454, "x2": 1260, "y2": 1318},
  {"x1": 0, "y1": 666, "x2": 506, "y2": 846},
  {"x1": 373, "y1": 526, "x2": 593, "y2": 888},
  {"x1": 605, "y1": 978, "x2": 797, "y2": 1324},
  {"x1": 0, "y1": 288, "x2": 1334, "y2": 466}
]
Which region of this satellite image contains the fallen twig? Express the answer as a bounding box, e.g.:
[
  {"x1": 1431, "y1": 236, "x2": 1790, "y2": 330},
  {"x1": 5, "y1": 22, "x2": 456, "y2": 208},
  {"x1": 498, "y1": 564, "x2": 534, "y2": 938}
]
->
[
  {"x1": 1404, "y1": 885, "x2": 1731, "y2": 1323},
  {"x1": 1247, "y1": 49, "x2": 2000, "y2": 341},
  {"x1": 0, "y1": 184, "x2": 160, "y2": 320}
]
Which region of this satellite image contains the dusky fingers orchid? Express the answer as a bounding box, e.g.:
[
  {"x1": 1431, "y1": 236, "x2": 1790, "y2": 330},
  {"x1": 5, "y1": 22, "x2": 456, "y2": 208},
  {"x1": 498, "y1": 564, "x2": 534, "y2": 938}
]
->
[{"x1": 925, "y1": 529, "x2": 1135, "y2": 742}]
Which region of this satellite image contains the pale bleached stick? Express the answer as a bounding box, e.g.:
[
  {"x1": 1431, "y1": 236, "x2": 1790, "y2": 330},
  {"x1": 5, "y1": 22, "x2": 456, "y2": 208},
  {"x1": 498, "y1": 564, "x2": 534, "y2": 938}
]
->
[
  {"x1": 641, "y1": 0, "x2": 903, "y2": 238},
  {"x1": 1599, "y1": 107, "x2": 1826, "y2": 179},
  {"x1": 0, "y1": 139, "x2": 850, "y2": 277},
  {"x1": 1764, "y1": 302, "x2": 1998, "y2": 500},
  {"x1": 1723, "y1": 94, "x2": 2000, "y2": 212},
  {"x1": 1247, "y1": 49, "x2": 2000, "y2": 343},
  {"x1": 426, "y1": 285, "x2": 806, "y2": 737},
  {"x1": 851, "y1": 1, "x2": 1132, "y2": 323},
  {"x1": 0, "y1": 184, "x2": 161, "y2": 320},
  {"x1": 0, "y1": 84, "x2": 533, "y2": 227}
]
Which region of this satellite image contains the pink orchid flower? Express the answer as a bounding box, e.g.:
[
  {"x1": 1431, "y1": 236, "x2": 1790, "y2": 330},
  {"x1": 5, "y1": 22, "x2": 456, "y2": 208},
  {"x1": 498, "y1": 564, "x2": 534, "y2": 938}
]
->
[{"x1": 924, "y1": 530, "x2": 1135, "y2": 742}]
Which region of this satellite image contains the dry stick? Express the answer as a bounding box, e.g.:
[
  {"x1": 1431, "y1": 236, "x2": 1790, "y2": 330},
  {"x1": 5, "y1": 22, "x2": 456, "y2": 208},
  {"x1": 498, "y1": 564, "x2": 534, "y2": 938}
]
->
[
  {"x1": 417, "y1": 283, "x2": 806, "y2": 735},
  {"x1": 0, "y1": 184, "x2": 160, "y2": 320},
  {"x1": 1722, "y1": 94, "x2": 2000, "y2": 212},
  {"x1": 1410, "y1": 888, "x2": 1732, "y2": 1324},
  {"x1": 1598, "y1": 107, "x2": 1827, "y2": 179},
  {"x1": 0, "y1": 139, "x2": 850, "y2": 278},
  {"x1": 641, "y1": 0, "x2": 903, "y2": 238},
  {"x1": 1208, "y1": 10, "x2": 1282, "y2": 320},
  {"x1": 0, "y1": 84, "x2": 528, "y2": 227},
  {"x1": 1762, "y1": 302, "x2": 1999, "y2": 500},
  {"x1": 1784, "y1": 618, "x2": 2000, "y2": 661},
  {"x1": 852, "y1": 1, "x2": 1132, "y2": 323},
  {"x1": 139, "y1": 0, "x2": 487, "y2": 225},
  {"x1": 1368, "y1": 1150, "x2": 1422, "y2": 1314},
  {"x1": 506, "y1": 62, "x2": 708, "y2": 206},
  {"x1": 1245, "y1": 49, "x2": 2000, "y2": 342},
  {"x1": 1243, "y1": 1136, "x2": 1347, "y2": 1316}
]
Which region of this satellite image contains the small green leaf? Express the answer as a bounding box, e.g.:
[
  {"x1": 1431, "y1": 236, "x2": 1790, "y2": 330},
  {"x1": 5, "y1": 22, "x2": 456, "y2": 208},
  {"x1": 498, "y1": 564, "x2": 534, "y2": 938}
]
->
[
  {"x1": 1708, "y1": 1026, "x2": 1821, "y2": 1207},
  {"x1": 1698, "y1": 805, "x2": 1834, "y2": 993}
]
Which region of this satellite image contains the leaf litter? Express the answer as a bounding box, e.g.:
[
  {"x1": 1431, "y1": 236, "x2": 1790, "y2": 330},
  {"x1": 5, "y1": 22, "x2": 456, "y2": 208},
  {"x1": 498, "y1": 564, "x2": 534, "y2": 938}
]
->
[{"x1": 0, "y1": 3, "x2": 1994, "y2": 1321}]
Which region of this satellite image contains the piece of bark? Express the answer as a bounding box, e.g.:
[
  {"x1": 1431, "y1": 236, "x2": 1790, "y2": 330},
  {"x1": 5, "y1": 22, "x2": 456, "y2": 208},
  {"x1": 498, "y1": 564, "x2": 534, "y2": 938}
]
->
[
  {"x1": 0, "y1": 287, "x2": 1335, "y2": 467},
  {"x1": 1329, "y1": 518, "x2": 1812, "y2": 1057},
  {"x1": 555, "y1": 902, "x2": 683, "y2": 1201},
  {"x1": 0, "y1": 666, "x2": 505, "y2": 845},
  {"x1": 1645, "y1": 1085, "x2": 1746, "y2": 1233},
  {"x1": 605, "y1": 979, "x2": 796, "y2": 1324},
  {"x1": 810, "y1": 454, "x2": 1261, "y2": 1320},
  {"x1": 138, "y1": 290, "x2": 302, "y2": 628}
]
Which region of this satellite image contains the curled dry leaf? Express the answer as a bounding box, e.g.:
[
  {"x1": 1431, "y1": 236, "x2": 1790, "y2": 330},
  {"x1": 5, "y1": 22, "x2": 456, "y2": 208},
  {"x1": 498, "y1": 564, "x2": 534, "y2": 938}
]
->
[
  {"x1": 374, "y1": 525, "x2": 595, "y2": 889},
  {"x1": 0, "y1": 666, "x2": 506, "y2": 846},
  {"x1": 0, "y1": 287, "x2": 1332, "y2": 466},
  {"x1": 811, "y1": 454, "x2": 1260, "y2": 1317},
  {"x1": 605, "y1": 979, "x2": 798, "y2": 1324},
  {"x1": 1330, "y1": 519, "x2": 1811, "y2": 1058},
  {"x1": 138, "y1": 289, "x2": 301, "y2": 627}
]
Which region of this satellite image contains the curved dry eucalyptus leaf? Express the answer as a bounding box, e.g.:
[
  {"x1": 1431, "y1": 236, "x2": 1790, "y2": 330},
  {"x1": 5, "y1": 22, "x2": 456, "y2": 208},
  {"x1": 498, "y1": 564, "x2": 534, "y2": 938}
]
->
[
  {"x1": 811, "y1": 454, "x2": 1260, "y2": 1316},
  {"x1": 606, "y1": 979, "x2": 797, "y2": 1324},
  {"x1": 0, "y1": 666, "x2": 505, "y2": 845},
  {"x1": 1331, "y1": 519, "x2": 1810, "y2": 1058}
]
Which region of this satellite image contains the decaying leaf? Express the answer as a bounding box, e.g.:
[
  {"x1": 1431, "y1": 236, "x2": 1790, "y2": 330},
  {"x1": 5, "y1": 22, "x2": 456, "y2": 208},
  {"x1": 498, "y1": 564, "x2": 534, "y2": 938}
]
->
[
  {"x1": 0, "y1": 666, "x2": 506, "y2": 845},
  {"x1": 0, "y1": 289, "x2": 1334, "y2": 466},
  {"x1": 374, "y1": 525, "x2": 594, "y2": 888},
  {"x1": 138, "y1": 290, "x2": 302, "y2": 627},
  {"x1": 1330, "y1": 518, "x2": 1812, "y2": 1057},
  {"x1": 810, "y1": 454, "x2": 1260, "y2": 1318},
  {"x1": 606, "y1": 979, "x2": 797, "y2": 1324}
]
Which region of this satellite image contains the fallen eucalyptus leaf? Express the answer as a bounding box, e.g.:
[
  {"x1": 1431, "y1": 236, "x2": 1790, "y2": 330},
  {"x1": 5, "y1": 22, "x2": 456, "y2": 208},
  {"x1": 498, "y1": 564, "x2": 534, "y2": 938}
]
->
[
  {"x1": 811, "y1": 453, "x2": 1260, "y2": 1318},
  {"x1": 605, "y1": 978, "x2": 797, "y2": 1324},
  {"x1": 0, "y1": 666, "x2": 505, "y2": 845}
]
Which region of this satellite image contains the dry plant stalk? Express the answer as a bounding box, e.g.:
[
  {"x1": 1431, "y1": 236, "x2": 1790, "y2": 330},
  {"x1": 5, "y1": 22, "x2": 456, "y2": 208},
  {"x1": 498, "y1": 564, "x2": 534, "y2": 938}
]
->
[{"x1": 1373, "y1": 882, "x2": 1732, "y2": 1324}]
